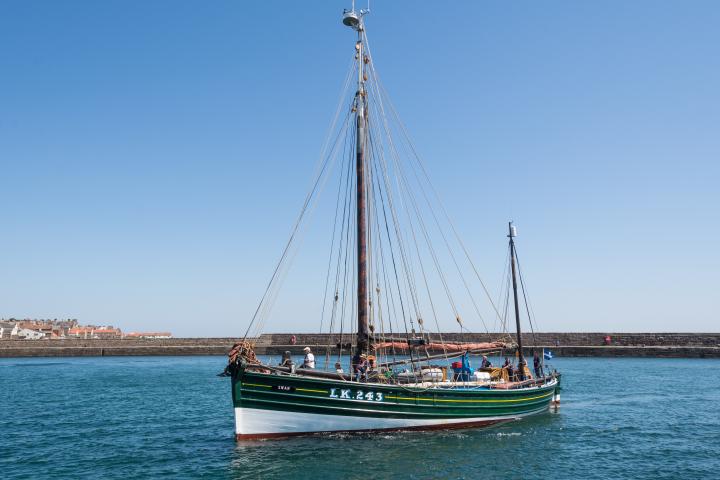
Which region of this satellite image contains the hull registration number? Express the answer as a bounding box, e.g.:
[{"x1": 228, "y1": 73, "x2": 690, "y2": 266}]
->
[{"x1": 329, "y1": 388, "x2": 384, "y2": 402}]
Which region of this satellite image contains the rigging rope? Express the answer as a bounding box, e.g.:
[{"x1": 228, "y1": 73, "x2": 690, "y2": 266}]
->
[
  {"x1": 514, "y1": 248, "x2": 539, "y2": 349},
  {"x1": 242, "y1": 60, "x2": 355, "y2": 341},
  {"x1": 242, "y1": 25, "x2": 541, "y2": 375}
]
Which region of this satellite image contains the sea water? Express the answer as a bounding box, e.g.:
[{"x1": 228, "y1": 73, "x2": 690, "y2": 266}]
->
[{"x1": 1, "y1": 356, "x2": 718, "y2": 479}]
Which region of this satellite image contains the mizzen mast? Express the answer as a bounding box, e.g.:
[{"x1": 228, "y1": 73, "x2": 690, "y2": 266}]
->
[
  {"x1": 508, "y1": 222, "x2": 526, "y2": 380},
  {"x1": 343, "y1": 5, "x2": 370, "y2": 353}
]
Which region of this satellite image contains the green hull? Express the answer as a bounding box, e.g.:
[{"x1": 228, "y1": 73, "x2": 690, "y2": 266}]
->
[{"x1": 231, "y1": 370, "x2": 560, "y2": 438}]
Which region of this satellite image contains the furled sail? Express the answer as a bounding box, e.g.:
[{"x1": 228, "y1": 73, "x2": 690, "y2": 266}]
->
[{"x1": 372, "y1": 341, "x2": 508, "y2": 352}]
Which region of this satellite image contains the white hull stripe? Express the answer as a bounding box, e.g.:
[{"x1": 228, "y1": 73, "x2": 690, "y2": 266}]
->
[{"x1": 234, "y1": 407, "x2": 547, "y2": 438}]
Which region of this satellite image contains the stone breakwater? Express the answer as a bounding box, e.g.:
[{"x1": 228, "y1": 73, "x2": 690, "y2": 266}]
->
[
  {"x1": 0, "y1": 333, "x2": 719, "y2": 358},
  {"x1": 0, "y1": 337, "x2": 234, "y2": 357}
]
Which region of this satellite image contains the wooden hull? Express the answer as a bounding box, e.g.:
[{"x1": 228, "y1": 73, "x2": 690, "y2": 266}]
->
[{"x1": 231, "y1": 370, "x2": 560, "y2": 439}]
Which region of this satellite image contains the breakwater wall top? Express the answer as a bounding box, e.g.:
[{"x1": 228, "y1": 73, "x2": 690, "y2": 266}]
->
[
  {"x1": 0, "y1": 333, "x2": 718, "y2": 358},
  {"x1": 257, "y1": 332, "x2": 720, "y2": 347}
]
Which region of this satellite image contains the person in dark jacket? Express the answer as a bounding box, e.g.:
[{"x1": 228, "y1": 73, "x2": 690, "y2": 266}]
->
[
  {"x1": 351, "y1": 352, "x2": 361, "y2": 373},
  {"x1": 503, "y1": 357, "x2": 514, "y2": 380},
  {"x1": 533, "y1": 352, "x2": 543, "y2": 378},
  {"x1": 351, "y1": 353, "x2": 367, "y2": 381},
  {"x1": 480, "y1": 355, "x2": 492, "y2": 368},
  {"x1": 279, "y1": 351, "x2": 293, "y2": 368}
]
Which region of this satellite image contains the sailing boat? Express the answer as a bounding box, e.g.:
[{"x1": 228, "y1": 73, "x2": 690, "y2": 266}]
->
[{"x1": 227, "y1": 5, "x2": 561, "y2": 440}]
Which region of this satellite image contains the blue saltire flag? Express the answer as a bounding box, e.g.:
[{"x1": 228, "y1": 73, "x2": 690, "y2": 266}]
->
[{"x1": 543, "y1": 349, "x2": 554, "y2": 360}]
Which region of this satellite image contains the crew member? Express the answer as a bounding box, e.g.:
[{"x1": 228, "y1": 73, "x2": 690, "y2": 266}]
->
[
  {"x1": 480, "y1": 355, "x2": 492, "y2": 368},
  {"x1": 518, "y1": 359, "x2": 527, "y2": 381},
  {"x1": 503, "y1": 357, "x2": 514, "y2": 380},
  {"x1": 533, "y1": 352, "x2": 543, "y2": 378},
  {"x1": 352, "y1": 353, "x2": 367, "y2": 381},
  {"x1": 279, "y1": 350, "x2": 293, "y2": 368},
  {"x1": 366, "y1": 355, "x2": 377, "y2": 381},
  {"x1": 301, "y1": 346, "x2": 315, "y2": 369},
  {"x1": 351, "y1": 352, "x2": 362, "y2": 374}
]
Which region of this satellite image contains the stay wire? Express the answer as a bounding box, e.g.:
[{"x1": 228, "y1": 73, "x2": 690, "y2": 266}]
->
[{"x1": 243, "y1": 54, "x2": 356, "y2": 341}]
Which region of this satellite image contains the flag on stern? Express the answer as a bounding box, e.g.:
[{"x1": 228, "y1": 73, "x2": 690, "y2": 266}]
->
[{"x1": 543, "y1": 349, "x2": 554, "y2": 360}]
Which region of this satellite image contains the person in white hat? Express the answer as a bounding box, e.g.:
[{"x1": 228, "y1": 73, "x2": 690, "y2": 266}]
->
[{"x1": 301, "y1": 346, "x2": 315, "y2": 369}]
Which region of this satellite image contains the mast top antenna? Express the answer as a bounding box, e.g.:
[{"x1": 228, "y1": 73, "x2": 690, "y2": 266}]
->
[
  {"x1": 508, "y1": 222, "x2": 517, "y2": 238},
  {"x1": 342, "y1": 1, "x2": 369, "y2": 31}
]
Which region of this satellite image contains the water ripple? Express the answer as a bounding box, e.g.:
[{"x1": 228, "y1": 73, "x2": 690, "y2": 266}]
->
[{"x1": 1, "y1": 356, "x2": 718, "y2": 479}]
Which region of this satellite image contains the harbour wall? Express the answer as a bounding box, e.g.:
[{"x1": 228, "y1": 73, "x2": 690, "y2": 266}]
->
[
  {"x1": 0, "y1": 333, "x2": 719, "y2": 358},
  {"x1": 260, "y1": 332, "x2": 720, "y2": 348}
]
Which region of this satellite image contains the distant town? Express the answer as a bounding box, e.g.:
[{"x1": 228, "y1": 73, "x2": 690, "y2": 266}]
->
[{"x1": 0, "y1": 318, "x2": 171, "y2": 340}]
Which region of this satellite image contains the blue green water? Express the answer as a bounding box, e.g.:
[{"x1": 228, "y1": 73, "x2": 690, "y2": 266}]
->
[{"x1": 2, "y1": 356, "x2": 718, "y2": 479}]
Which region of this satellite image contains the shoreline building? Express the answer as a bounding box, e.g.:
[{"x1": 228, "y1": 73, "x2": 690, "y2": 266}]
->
[
  {"x1": 0, "y1": 322, "x2": 19, "y2": 339},
  {"x1": 124, "y1": 332, "x2": 172, "y2": 339}
]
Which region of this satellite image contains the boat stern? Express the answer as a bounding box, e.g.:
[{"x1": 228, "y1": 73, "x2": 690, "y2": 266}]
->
[{"x1": 551, "y1": 373, "x2": 562, "y2": 407}]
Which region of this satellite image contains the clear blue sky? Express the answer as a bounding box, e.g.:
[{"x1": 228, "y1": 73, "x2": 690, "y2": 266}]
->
[{"x1": 1, "y1": 1, "x2": 718, "y2": 336}]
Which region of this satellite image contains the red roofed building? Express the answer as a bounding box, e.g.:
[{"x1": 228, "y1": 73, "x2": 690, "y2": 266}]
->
[
  {"x1": 93, "y1": 328, "x2": 122, "y2": 339},
  {"x1": 68, "y1": 327, "x2": 94, "y2": 339},
  {"x1": 68, "y1": 327, "x2": 123, "y2": 339}
]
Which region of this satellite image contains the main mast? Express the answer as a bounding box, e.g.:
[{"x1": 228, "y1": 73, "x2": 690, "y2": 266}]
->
[
  {"x1": 343, "y1": 6, "x2": 369, "y2": 353},
  {"x1": 508, "y1": 222, "x2": 526, "y2": 380}
]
